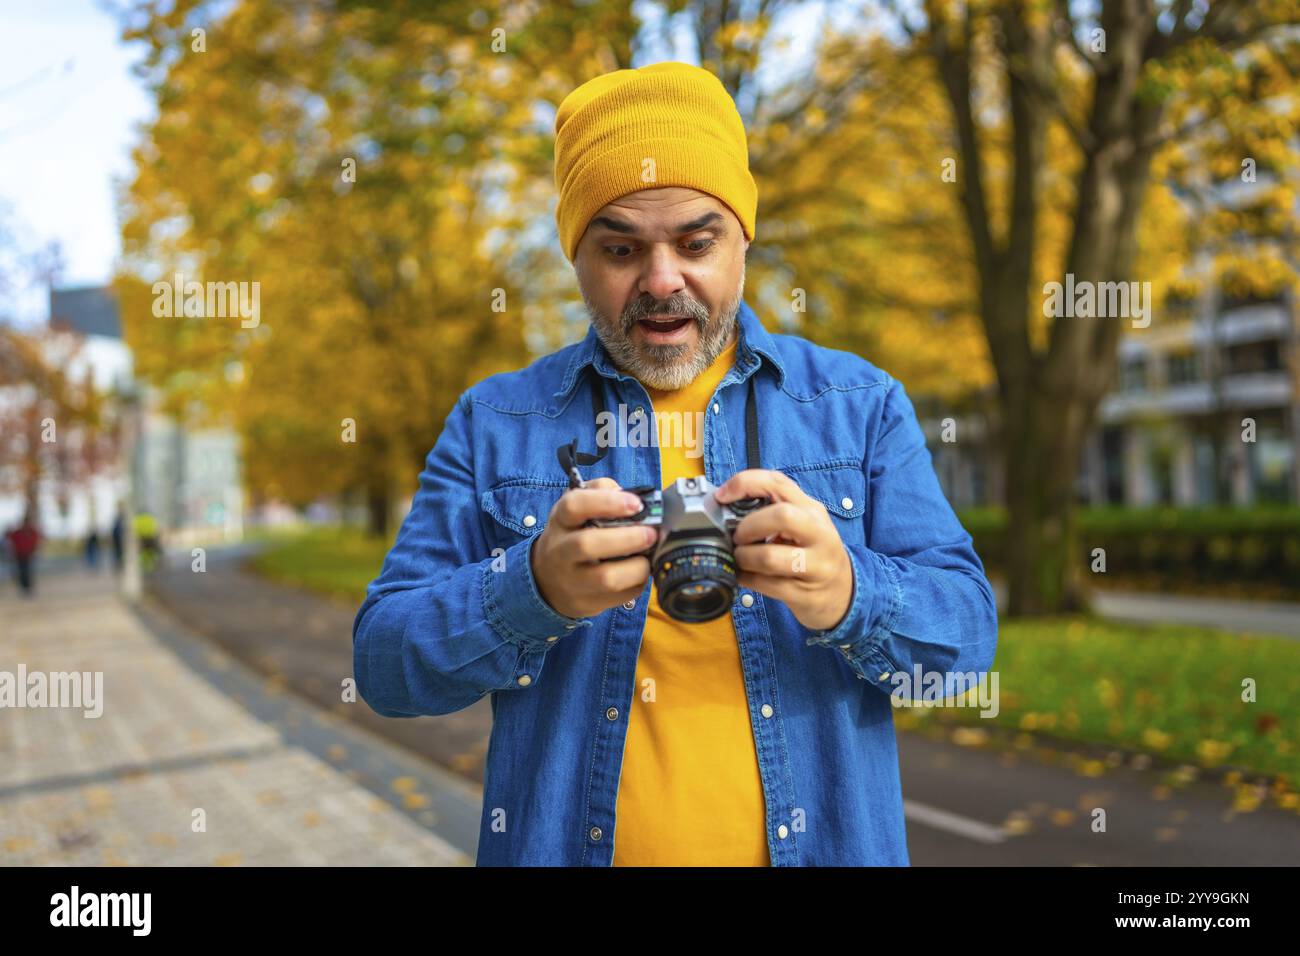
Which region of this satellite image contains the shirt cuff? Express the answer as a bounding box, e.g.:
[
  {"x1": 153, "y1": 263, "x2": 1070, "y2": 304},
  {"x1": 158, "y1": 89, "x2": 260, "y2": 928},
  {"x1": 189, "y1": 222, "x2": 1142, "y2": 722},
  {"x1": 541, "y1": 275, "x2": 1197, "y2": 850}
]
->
[
  {"x1": 803, "y1": 544, "x2": 900, "y2": 652},
  {"x1": 482, "y1": 533, "x2": 593, "y2": 652}
]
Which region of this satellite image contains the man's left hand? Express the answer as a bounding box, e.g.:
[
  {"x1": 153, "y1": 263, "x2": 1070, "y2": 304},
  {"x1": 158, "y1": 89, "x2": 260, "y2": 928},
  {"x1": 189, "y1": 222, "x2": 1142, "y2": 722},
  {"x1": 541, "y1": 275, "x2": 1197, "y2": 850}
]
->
[{"x1": 715, "y1": 469, "x2": 854, "y2": 632}]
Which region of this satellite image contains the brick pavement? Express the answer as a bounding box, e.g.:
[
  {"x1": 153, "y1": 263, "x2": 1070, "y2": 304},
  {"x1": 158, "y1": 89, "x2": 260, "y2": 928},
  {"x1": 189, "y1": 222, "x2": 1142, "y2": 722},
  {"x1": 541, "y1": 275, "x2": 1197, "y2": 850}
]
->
[{"x1": 0, "y1": 568, "x2": 473, "y2": 866}]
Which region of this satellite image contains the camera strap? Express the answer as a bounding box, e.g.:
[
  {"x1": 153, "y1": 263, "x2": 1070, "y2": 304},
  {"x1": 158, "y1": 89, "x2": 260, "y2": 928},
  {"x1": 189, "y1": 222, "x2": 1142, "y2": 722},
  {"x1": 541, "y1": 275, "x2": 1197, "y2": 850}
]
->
[{"x1": 560, "y1": 361, "x2": 762, "y2": 489}]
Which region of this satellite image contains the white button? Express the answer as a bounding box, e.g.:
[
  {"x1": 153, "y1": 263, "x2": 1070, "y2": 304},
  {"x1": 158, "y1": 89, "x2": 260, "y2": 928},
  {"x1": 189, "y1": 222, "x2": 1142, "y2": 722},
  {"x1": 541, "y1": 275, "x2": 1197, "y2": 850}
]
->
[
  {"x1": 623, "y1": 600, "x2": 636, "y2": 610},
  {"x1": 761, "y1": 704, "x2": 773, "y2": 718},
  {"x1": 839, "y1": 643, "x2": 852, "y2": 649},
  {"x1": 546, "y1": 635, "x2": 558, "y2": 643},
  {"x1": 517, "y1": 675, "x2": 532, "y2": 686},
  {"x1": 712, "y1": 403, "x2": 720, "y2": 414},
  {"x1": 841, "y1": 497, "x2": 853, "y2": 510},
  {"x1": 564, "y1": 623, "x2": 577, "y2": 629},
  {"x1": 777, "y1": 825, "x2": 789, "y2": 839},
  {"x1": 522, "y1": 514, "x2": 537, "y2": 527},
  {"x1": 740, "y1": 593, "x2": 754, "y2": 608},
  {"x1": 878, "y1": 672, "x2": 891, "y2": 681}
]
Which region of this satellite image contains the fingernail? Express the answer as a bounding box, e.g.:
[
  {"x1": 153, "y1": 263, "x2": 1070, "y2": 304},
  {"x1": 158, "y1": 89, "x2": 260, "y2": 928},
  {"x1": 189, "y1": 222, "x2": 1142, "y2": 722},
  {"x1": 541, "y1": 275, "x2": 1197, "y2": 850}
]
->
[{"x1": 623, "y1": 494, "x2": 643, "y2": 511}]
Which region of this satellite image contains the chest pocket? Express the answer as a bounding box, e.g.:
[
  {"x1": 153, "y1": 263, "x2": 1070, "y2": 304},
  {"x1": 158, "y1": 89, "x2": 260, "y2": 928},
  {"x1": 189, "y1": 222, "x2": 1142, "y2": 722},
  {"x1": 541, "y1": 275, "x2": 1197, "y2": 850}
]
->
[
  {"x1": 778, "y1": 462, "x2": 867, "y2": 547},
  {"x1": 479, "y1": 479, "x2": 569, "y2": 551}
]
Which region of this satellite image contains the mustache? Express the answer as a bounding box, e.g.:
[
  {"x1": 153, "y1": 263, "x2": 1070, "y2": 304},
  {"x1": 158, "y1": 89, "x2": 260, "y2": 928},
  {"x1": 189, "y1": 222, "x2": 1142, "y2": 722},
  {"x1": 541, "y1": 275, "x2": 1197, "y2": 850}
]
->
[{"x1": 620, "y1": 295, "x2": 710, "y2": 333}]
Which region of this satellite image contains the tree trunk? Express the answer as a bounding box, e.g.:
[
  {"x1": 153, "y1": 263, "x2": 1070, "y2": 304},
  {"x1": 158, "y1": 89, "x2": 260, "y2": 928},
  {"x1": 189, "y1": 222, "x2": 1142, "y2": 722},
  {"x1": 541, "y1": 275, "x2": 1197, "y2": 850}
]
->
[
  {"x1": 1001, "y1": 391, "x2": 1090, "y2": 615},
  {"x1": 366, "y1": 483, "x2": 390, "y2": 539}
]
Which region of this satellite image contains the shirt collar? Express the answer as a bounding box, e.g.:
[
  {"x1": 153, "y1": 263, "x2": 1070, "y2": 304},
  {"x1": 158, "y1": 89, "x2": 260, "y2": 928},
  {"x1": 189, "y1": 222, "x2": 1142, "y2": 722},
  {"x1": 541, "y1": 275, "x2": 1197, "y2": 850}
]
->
[{"x1": 554, "y1": 298, "x2": 785, "y2": 399}]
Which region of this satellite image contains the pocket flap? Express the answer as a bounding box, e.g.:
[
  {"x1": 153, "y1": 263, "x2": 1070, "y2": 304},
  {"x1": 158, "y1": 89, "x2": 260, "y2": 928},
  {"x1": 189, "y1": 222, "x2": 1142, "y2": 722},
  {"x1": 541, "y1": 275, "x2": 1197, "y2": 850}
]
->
[
  {"x1": 480, "y1": 480, "x2": 568, "y2": 536},
  {"x1": 780, "y1": 462, "x2": 867, "y2": 519}
]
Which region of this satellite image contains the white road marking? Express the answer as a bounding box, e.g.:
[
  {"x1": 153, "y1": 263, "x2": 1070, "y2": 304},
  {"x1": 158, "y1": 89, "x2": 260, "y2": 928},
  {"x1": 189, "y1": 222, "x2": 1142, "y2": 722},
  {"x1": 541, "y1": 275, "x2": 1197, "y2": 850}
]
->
[{"x1": 904, "y1": 799, "x2": 1007, "y2": 844}]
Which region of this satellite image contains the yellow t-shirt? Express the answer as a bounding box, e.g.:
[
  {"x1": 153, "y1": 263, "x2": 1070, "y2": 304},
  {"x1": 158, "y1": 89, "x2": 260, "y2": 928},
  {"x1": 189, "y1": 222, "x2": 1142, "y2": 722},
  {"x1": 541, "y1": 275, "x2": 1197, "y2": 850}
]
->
[{"x1": 612, "y1": 339, "x2": 769, "y2": 866}]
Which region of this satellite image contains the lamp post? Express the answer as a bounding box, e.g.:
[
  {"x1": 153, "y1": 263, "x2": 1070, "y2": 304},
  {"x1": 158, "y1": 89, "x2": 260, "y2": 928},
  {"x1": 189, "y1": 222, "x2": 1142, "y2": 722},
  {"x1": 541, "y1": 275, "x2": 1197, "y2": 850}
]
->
[{"x1": 119, "y1": 382, "x2": 142, "y2": 600}]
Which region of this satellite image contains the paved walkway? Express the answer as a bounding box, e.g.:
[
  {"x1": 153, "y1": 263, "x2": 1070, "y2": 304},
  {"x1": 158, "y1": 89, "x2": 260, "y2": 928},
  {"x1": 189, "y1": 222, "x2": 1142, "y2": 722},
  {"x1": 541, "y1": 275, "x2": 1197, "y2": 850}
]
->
[
  {"x1": 991, "y1": 582, "x2": 1300, "y2": 638},
  {"x1": 0, "y1": 569, "x2": 475, "y2": 866}
]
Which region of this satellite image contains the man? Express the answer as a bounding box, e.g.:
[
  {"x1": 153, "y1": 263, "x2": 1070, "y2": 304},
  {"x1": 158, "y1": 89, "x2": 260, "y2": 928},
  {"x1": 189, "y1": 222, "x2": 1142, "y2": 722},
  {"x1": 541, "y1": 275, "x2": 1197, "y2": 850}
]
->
[
  {"x1": 7, "y1": 512, "x2": 41, "y2": 598},
  {"x1": 354, "y1": 61, "x2": 997, "y2": 866}
]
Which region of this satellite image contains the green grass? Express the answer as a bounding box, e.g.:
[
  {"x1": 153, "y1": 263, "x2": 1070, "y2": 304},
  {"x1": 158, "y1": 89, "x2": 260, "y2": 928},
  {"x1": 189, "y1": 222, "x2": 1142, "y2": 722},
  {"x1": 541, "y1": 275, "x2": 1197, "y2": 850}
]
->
[
  {"x1": 251, "y1": 526, "x2": 1300, "y2": 792},
  {"x1": 895, "y1": 617, "x2": 1300, "y2": 792},
  {"x1": 248, "y1": 526, "x2": 392, "y2": 602}
]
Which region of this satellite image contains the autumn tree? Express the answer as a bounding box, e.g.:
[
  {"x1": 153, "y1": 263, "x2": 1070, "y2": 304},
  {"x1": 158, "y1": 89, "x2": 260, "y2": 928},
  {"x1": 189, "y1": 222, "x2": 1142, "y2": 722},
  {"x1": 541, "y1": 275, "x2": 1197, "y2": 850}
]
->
[
  {"x1": 116, "y1": 0, "x2": 641, "y2": 535},
  {"x1": 841, "y1": 0, "x2": 1300, "y2": 613}
]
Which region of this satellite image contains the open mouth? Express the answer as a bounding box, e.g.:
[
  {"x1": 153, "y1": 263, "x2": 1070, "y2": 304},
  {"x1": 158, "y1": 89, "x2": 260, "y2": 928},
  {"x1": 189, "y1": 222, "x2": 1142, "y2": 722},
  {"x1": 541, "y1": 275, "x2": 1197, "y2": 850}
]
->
[{"x1": 636, "y1": 316, "x2": 692, "y2": 334}]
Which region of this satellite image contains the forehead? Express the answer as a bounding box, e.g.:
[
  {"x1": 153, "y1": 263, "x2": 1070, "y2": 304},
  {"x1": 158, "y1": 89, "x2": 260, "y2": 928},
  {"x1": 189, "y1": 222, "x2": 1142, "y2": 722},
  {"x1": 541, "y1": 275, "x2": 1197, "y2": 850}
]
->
[{"x1": 589, "y1": 187, "x2": 734, "y2": 233}]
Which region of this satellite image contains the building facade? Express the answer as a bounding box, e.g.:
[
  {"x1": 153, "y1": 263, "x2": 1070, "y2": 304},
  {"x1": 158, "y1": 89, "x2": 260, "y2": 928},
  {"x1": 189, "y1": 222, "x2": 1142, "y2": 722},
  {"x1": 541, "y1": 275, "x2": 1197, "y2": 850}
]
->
[{"x1": 925, "y1": 291, "x2": 1299, "y2": 510}]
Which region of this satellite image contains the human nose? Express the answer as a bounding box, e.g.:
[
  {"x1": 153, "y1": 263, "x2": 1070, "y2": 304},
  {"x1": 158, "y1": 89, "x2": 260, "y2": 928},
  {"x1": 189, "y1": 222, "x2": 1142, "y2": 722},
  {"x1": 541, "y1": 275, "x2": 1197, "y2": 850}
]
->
[{"x1": 637, "y1": 243, "x2": 686, "y2": 302}]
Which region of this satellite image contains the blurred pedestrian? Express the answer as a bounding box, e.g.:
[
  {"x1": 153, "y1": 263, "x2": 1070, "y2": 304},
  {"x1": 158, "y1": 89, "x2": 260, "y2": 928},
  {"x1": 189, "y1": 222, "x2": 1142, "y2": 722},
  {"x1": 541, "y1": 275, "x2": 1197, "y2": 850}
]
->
[
  {"x1": 85, "y1": 529, "x2": 101, "y2": 568},
  {"x1": 111, "y1": 505, "x2": 126, "y2": 573},
  {"x1": 6, "y1": 512, "x2": 41, "y2": 598},
  {"x1": 135, "y1": 511, "x2": 160, "y2": 573}
]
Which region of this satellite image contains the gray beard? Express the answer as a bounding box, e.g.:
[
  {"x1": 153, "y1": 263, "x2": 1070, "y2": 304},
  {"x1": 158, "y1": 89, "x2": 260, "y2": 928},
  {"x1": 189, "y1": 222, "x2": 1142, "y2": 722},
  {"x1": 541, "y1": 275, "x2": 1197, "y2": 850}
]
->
[{"x1": 583, "y1": 265, "x2": 745, "y2": 391}]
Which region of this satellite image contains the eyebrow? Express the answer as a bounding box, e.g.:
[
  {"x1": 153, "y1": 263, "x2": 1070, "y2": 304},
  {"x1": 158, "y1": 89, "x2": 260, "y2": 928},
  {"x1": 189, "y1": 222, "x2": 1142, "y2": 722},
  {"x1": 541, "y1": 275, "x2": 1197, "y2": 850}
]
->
[{"x1": 589, "y1": 211, "x2": 726, "y2": 237}]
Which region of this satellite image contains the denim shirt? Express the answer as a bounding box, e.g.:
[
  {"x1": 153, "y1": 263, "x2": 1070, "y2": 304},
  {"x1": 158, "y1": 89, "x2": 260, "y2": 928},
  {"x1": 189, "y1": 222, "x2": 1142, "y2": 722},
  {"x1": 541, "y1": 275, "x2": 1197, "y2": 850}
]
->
[{"x1": 352, "y1": 299, "x2": 998, "y2": 866}]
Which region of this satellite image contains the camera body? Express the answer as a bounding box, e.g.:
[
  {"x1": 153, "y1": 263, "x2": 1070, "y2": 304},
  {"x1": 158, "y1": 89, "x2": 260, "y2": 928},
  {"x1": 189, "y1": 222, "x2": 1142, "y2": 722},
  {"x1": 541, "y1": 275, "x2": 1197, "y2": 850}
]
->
[{"x1": 590, "y1": 476, "x2": 771, "y2": 623}]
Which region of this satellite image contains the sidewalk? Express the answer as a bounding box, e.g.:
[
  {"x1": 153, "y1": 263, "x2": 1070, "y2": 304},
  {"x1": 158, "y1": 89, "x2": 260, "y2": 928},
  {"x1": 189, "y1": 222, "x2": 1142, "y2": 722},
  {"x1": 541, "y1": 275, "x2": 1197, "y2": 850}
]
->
[
  {"x1": 991, "y1": 581, "x2": 1300, "y2": 638},
  {"x1": 0, "y1": 569, "x2": 475, "y2": 866}
]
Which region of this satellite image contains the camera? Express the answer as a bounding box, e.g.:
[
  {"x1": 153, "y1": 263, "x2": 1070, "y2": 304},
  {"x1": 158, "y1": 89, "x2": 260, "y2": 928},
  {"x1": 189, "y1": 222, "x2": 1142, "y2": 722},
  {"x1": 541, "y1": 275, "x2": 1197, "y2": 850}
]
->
[{"x1": 589, "y1": 476, "x2": 771, "y2": 623}]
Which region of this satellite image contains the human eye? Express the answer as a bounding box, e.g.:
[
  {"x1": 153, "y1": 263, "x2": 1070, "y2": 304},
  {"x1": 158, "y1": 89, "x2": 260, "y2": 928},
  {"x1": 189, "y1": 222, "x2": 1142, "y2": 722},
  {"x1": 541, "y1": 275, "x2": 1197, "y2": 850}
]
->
[
  {"x1": 681, "y1": 237, "x2": 716, "y2": 255},
  {"x1": 604, "y1": 244, "x2": 637, "y2": 260}
]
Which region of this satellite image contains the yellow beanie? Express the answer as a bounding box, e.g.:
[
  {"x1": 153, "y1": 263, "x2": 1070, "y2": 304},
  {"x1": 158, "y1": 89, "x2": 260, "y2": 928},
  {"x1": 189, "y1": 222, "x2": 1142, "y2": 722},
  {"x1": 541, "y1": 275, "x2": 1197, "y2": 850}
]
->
[{"x1": 553, "y1": 61, "x2": 757, "y2": 264}]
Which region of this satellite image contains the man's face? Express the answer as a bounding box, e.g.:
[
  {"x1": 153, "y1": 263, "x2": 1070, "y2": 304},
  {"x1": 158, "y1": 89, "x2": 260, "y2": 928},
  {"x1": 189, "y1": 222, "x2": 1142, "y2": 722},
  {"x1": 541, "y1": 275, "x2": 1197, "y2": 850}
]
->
[{"x1": 574, "y1": 187, "x2": 749, "y2": 391}]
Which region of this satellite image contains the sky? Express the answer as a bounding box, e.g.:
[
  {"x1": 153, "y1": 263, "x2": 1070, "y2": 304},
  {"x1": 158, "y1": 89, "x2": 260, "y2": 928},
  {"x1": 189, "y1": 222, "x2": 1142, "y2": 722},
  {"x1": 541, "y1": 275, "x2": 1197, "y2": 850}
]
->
[{"x1": 0, "y1": 0, "x2": 154, "y2": 326}]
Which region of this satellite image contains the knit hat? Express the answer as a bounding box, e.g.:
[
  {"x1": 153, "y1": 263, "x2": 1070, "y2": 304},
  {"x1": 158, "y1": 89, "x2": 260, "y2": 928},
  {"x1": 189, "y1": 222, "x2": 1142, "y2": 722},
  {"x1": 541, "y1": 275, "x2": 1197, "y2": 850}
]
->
[{"x1": 553, "y1": 61, "x2": 757, "y2": 264}]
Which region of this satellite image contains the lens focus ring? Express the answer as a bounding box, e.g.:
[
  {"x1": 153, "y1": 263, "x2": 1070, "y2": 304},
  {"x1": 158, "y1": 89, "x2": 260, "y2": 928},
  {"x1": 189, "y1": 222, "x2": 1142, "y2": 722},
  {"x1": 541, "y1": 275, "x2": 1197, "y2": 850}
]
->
[{"x1": 652, "y1": 543, "x2": 737, "y2": 623}]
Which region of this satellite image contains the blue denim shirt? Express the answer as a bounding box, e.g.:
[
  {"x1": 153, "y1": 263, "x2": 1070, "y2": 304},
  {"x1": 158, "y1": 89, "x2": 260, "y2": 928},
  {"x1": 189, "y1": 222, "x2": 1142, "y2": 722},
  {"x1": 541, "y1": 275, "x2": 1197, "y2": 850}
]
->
[{"x1": 353, "y1": 299, "x2": 998, "y2": 866}]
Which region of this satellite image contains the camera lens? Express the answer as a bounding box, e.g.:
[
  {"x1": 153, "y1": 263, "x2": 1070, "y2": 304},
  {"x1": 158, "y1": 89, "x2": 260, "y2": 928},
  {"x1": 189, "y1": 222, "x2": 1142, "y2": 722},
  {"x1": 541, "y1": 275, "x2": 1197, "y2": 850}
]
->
[{"x1": 652, "y1": 542, "x2": 737, "y2": 623}]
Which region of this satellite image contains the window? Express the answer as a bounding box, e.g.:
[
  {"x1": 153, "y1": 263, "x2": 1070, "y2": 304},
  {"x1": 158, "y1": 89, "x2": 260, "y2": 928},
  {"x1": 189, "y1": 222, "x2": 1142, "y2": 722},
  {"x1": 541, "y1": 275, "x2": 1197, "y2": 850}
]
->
[
  {"x1": 1226, "y1": 340, "x2": 1282, "y2": 375},
  {"x1": 1166, "y1": 351, "x2": 1201, "y2": 385},
  {"x1": 1119, "y1": 357, "x2": 1147, "y2": 392}
]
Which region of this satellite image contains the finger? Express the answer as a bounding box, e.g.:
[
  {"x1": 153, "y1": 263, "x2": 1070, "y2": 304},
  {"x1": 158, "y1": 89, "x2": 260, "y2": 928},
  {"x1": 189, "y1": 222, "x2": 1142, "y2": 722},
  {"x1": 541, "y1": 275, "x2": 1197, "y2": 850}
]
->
[
  {"x1": 610, "y1": 581, "x2": 649, "y2": 608},
  {"x1": 563, "y1": 524, "x2": 657, "y2": 563},
  {"x1": 731, "y1": 502, "x2": 815, "y2": 547},
  {"x1": 584, "y1": 476, "x2": 622, "y2": 490},
  {"x1": 578, "y1": 554, "x2": 651, "y2": 592},
  {"x1": 715, "y1": 468, "x2": 811, "y2": 507},
  {"x1": 734, "y1": 542, "x2": 811, "y2": 578},
  {"x1": 553, "y1": 487, "x2": 644, "y2": 529},
  {"x1": 737, "y1": 569, "x2": 802, "y2": 604}
]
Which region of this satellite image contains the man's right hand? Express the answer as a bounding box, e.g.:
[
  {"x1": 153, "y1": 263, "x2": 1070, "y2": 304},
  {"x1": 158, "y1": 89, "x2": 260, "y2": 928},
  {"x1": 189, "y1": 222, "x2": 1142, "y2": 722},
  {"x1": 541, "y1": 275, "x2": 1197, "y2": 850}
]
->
[{"x1": 530, "y1": 477, "x2": 656, "y2": 619}]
